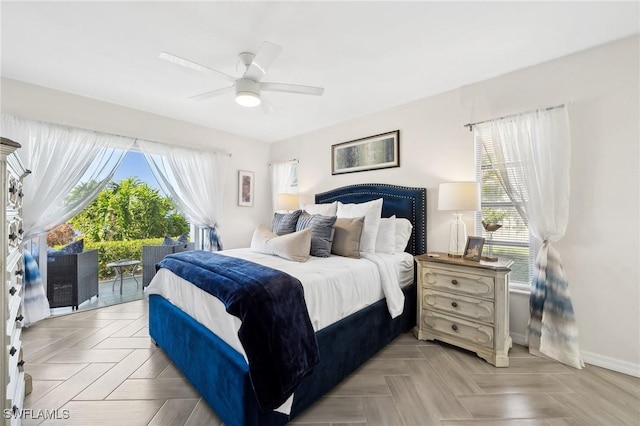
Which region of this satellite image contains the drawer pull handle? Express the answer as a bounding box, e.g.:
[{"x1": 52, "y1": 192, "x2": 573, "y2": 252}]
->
[
  {"x1": 15, "y1": 269, "x2": 24, "y2": 276},
  {"x1": 18, "y1": 191, "x2": 24, "y2": 198},
  {"x1": 451, "y1": 324, "x2": 458, "y2": 331},
  {"x1": 17, "y1": 360, "x2": 25, "y2": 367},
  {"x1": 451, "y1": 279, "x2": 458, "y2": 285},
  {"x1": 12, "y1": 405, "x2": 19, "y2": 414},
  {"x1": 18, "y1": 228, "x2": 24, "y2": 235},
  {"x1": 16, "y1": 315, "x2": 23, "y2": 322},
  {"x1": 8, "y1": 185, "x2": 16, "y2": 194},
  {"x1": 9, "y1": 286, "x2": 16, "y2": 296},
  {"x1": 451, "y1": 301, "x2": 458, "y2": 308},
  {"x1": 9, "y1": 346, "x2": 17, "y2": 356},
  {"x1": 8, "y1": 232, "x2": 17, "y2": 241}
]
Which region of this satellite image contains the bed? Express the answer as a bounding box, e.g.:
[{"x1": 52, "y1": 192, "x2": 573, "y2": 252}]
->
[{"x1": 147, "y1": 183, "x2": 427, "y2": 425}]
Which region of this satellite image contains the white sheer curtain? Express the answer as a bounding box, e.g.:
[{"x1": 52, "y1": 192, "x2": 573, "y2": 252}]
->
[
  {"x1": 138, "y1": 140, "x2": 228, "y2": 251},
  {"x1": 476, "y1": 106, "x2": 583, "y2": 369},
  {"x1": 1, "y1": 114, "x2": 135, "y2": 239},
  {"x1": 270, "y1": 160, "x2": 298, "y2": 210}
]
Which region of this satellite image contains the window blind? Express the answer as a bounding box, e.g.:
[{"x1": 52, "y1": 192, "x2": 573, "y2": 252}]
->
[{"x1": 474, "y1": 130, "x2": 534, "y2": 285}]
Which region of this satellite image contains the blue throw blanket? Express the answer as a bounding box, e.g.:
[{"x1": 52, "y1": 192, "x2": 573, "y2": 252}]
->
[{"x1": 157, "y1": 250, "x2": 320, "y2": 411}]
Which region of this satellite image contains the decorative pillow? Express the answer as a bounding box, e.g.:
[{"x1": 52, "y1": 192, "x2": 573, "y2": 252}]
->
[
  {"x1": 302, "y1": 201, "x2": 338, "y2": 217},
  {"x1": 272, "y1": 209, "x2": 302, "y2": 235},
  {"x1": 250, "y1": 225, "x2": 312, "y2": 262},
  {"x1": 331, "y1": 217, "x2": 364, "y2": 258},
  {"x1": 49, "y1": 238, "x2": 84, "y2": 257},
  {"x1": 336, "y1": 198, "x2": 383, "y2": 253},
  {"x1": 395, "y1": 218, "x2": 413, "y2": 253},
  {"x1": 375, "y1": 215, "x2": 396, "y2": 254},
  {"x1": 176, "y1": 233, "x2": 189, "y2": 244},
  {"x1": 296, "y1": 211, "x2": 337, "y2": 257}
]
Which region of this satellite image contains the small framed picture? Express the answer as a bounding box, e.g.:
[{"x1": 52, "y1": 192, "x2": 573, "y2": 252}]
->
[
  {"x1": 238, "y1": 170, "x2": 254, "y2": 207},
  {"x1": 463, "y1": 236, "x2": 485, "y2": 262}
]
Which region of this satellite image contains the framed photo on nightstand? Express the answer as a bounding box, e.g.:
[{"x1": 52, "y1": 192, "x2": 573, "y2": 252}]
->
[{"x1": 463, "y1": 236, "x2": 485, "y2": 261}]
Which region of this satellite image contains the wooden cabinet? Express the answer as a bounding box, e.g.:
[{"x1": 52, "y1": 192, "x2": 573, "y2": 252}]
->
[
  {"x1": 414, "y1": 252, "x2": 513, "y2": 367},
  {"x1": 1, "y1": 137, "x2": 26, "y2": 425}
]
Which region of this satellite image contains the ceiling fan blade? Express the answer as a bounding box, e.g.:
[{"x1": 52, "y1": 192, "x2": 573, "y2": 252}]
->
[
  {"x1": 261, "y1": 82, "x2": 324, "y2": 96},
  {"x1": 188, "y1": 86, "x2": 234, "y2": 101},
  {"x1": 159, "y1": 52, "x2": 236, "y2": 83},
  {"x1": 244, "y1": 42, "x2": 282, "y2": 81},
  {"x1": 261, "y1": 95, "x2": 276, "y2": 114}
]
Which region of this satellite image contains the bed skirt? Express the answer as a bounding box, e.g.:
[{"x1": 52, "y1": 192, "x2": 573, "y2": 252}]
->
[{"x1": 148, "y1": 283, "x2": 417, "y2": 426}]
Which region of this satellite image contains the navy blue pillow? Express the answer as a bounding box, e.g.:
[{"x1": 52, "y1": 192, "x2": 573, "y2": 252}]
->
[
  {"x1": 60, "y1": 239, "x2": 84, "y2": 254},
  {"x1": 177, "y1": 233, "x2": 189, "y2": 244},
  {"x1": 162, "y1": 236, "x2": 177, "y2": 246}
]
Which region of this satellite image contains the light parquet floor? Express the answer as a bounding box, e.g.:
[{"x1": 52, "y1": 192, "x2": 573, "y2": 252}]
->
[{"x1": 22, "y1": 298, "x2": 640, "y2": 426}]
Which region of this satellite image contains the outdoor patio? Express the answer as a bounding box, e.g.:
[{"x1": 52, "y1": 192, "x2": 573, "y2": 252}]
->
[{"x1": 49, "y1": 274, "x2": 145, "y2": 316}]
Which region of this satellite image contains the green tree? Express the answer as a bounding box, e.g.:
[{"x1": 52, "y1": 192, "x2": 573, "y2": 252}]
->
[{"x1": 71, "y1": 177, "x2": 189, "y2": 242}]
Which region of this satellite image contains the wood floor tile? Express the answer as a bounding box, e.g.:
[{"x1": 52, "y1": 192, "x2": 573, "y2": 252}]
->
[
  {"x1": 132, "y1": 326, "x2": 150, "y2": 337},
  {"x1": 21, "y1": 327, "x2": 80, "y2": 339},
  {"x1": 26, "y1": 328, "x2": 102, "y2": 364},
  {"x1": 129, "y1": 349, "x2": 171, "y2": 379},
  {"x1": 106, "y1": 378, "x2": 200, "y2": 400},
  {"x1": 292, "y1": 397, "x2": 366, "y2": 423},
  {"x1": 441, "y1": 419, "x2": 549, "y2": 425},
  {"x1": 46, "y1": 349, "x2": 134, "y2": 364},
  {"x1": 92, "y1": 336, "x2": 157, "y2": 349},
  {"x1": 23, "y1": 380, "x2": 63, "y2": 406},
  {"x1": 375, "y1": 344, "x2": 426, "y2": 359},
  {"x1": 148, "y1": 398, "x2": 200, "y2": 426},
  {"x1": 68, "y1": 319, "x2": 136, "y2": 349},
  {"x1": 110, "y1": 316, "x2": 149, "y2": 337},
  {"x1": 508, "y1": 344, "x2": 537, "y2": 358},
  {"x1": 184, "y1": 399, "x2": 222, "y2": 426},
  {"x1": 469, "y1": 374, "x2": 573, "y2": 394},
  {"x1": 441, "y1": 345, "x2": 496, "y2": 374},
  {"x1": 328, "y1": 375, "x2": 391, "y2": 396},
  {"x1": 25, "y1": 363, "x2": 89, "y2": 381},
  {"x1": 389, "y1": 332, "x2": 434, "y2": 346},
  {"x1": 544, "y1": 419, "x2": 584, "y2": 426},
  {"x1": 386, "y1": 375, "x2": 438, "y2": 425},
  {"x1": 25, "y1": 363, "x2": 114, "y2": 412},
  {"x1": 486, "y1": 357, "x2": 575, "y2": 375},
  {"x1": 40, "y1": 399, "x2": 165, "y2": 425},
  {"x1": 457, "y1": 394, "x2": 573, "y2": 419},
  {"x1": 550, "y1": 387, "x2": 640, "y2": 425},
  {"x1": 73, "y1": 349, "x2": 154, "y2": 400},
  {"x1": 362, "y1": 395, "x2": 404, "y2": 426},
  {"x1": 420, "y1": 345, "x2": 483, "y2": 395},
  {"x1": 158, "y1": 362, "x2": 185, "y2": 379},
  {"x1": 91, "y1": 311, "x2": 145, "y2": 320},
  {"x1": 36, "y1": 319, "x2": 117, "y2": 329},
  {"x1": 353, "y1": 358, "x2": 411, "y2": 376}
]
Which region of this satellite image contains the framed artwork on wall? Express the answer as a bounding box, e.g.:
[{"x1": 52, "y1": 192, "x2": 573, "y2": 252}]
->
[
  {"x1": 331, "y1": 130, "x2": 400, "y2": 175},
  {"x1": 238, "y1": 170, "x2": 254, "y2": 207}
]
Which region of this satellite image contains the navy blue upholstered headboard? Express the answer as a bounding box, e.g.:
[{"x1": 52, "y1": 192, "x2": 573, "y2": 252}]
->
[{"x1": 315, "y1": 183, "x2": 427, "y2": 255}]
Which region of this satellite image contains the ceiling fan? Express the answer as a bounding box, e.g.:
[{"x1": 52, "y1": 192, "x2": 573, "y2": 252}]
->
[{"x1": 159, "y1": 41, "x2": 324, "y2": 113}]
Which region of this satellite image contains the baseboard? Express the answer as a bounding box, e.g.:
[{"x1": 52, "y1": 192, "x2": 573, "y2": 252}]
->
[
  {"x1": 510, "y1": 332, "x2": 527, "y2": 346},
  {"x1": 508, "y1": 334, "x2": 640, "y2": 378},
  {"x1": 581, "y1": 350, "x2": 640, "y2": 378}
]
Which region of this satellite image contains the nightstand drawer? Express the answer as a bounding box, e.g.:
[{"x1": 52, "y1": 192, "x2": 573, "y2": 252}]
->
[
  {"x1": 423, "y1": 290, "x2": 494, "y2": 324},
  {"x1": 421, "y1": 309, "x2": 494, "y2": 348},
  {"x1": 422, "y1": 267, "x2": 494, "y2": 299}
]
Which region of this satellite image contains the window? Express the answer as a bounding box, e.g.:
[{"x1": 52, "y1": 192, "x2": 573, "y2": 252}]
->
[{"x1": 474, "y1": 132, "x2": 535, "y2": 287}]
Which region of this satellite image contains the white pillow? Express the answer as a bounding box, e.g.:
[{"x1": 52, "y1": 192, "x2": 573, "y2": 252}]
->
[
  {"x1": 375, "y1": 215, "x2": 396, "y2": 254},
  {"x1": 336, "y1": 198, "x2": 383, "y2": 253},
  {"x1": 302, "y1": 201, "x2": 337, "y2": 216},
  {"x1": 395, "y1": 218, "x2": 413, "y2": 253},
  {"x1": 250, "y1": 225, "x2": 312, "y2": 262}
]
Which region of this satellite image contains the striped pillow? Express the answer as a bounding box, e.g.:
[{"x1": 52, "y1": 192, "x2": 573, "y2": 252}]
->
[
  {"x1": 296, "y1": 211, "x2": 337, "y2": 257},
  {"x1": 272, "y1": 210, "x2": 302, "y2": 235}
]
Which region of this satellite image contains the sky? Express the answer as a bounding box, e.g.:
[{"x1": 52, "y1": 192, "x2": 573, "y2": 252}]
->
[{"x1": 112, "y1": 151, "x2": 161, "y2": 190}]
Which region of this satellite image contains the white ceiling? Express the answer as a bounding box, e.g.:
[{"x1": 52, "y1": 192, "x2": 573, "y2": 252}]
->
[{"x1": 1, "y1": 1, "x2": 638, "y2": 143}]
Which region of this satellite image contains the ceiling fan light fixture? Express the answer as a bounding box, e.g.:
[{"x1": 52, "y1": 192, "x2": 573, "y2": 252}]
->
[{"x1": 236, "y1": 91, "x2": 261, "y2": 107}]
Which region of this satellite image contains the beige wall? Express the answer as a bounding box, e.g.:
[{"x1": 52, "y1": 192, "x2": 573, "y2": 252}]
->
[
  {"x1": 270, "y1": 36, "x2": 640, "y2": 375},
  {"x1": 0, "y1": 78, "x2": 271, "y2": 249}
]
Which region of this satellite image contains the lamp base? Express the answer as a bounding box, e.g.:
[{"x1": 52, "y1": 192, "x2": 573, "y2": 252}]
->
[{"x1": 447, "y1": 212, "x2": 467, "y2": 258}]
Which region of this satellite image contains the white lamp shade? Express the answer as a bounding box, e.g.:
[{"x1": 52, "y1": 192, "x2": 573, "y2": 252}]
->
[
  {"x1": 276, "y1": 193, "x2": 299, "y2": 211},
  {"x1": 438, "y1": 182, "x2": 481, "y2": 211}
]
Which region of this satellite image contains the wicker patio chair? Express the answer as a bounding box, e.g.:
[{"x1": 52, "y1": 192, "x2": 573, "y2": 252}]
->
[
  {"x1": 142, "y1": 242, "x2": 195, "y2": 287},
  {"x1": 46, "y1": 249, "x2": 99, "y2": 310}
]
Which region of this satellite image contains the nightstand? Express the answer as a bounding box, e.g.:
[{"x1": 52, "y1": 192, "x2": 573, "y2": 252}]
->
[{"x1": 414, "y1": 252, "x2": 513, "y2": 367}]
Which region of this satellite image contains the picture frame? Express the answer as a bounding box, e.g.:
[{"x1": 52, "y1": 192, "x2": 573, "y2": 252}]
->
[
  {"x1": 238, "y1": 170, "x2": 254, "y2": 207},
  {"x1": 331, "y1": 130, "x2": 400, "y2": 175},
  {"x1": 463, "y1": 236, "x2": 485, "y2": 262}
]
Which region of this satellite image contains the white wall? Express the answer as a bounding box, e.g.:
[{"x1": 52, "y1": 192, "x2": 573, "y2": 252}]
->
[
  {"x1": 0, "y1": 78, "x2": 271, "y2": 249},
  {"x1": 270, "y1": 36, "x2": 640, "y2": 375}
]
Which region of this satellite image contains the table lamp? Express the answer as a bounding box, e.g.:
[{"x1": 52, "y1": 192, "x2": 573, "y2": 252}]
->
[{"x1": 438, "y1": 182, "x2": 480, "y2": 257}]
